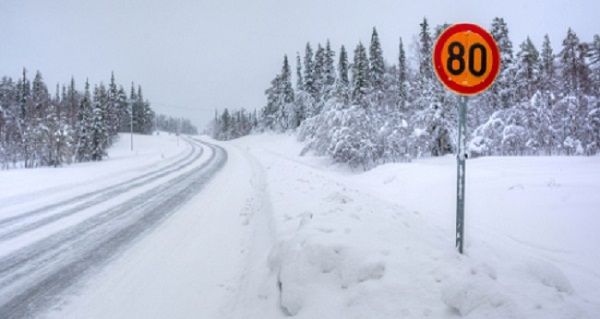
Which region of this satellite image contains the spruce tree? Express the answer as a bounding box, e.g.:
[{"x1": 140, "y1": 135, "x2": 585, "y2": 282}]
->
[
  {"x1": 515, "y1": 37, "x2": 540, "y2": 101},
  {"x1": 294, "y1": 53, "x2": 310, "y2": 127},
  {"x1": 491, "y1": 17, "x2": 514, "y2": 73},
  {"x1": 91, "y1": 83, "x2": 109, "y2": 161},
  {"x1": 303, "y1": 43, "x2": 316, "y2": 97},
  {"x1": 559, "y1": 28, "x2": 591, "y2": 97},
  {"x1": 369, "y1": 27, "x2": 385, "y2": 91},
  {"x1": 76, "y1": 79, "x2": 93, "y2": 162},
  {"x1": 398, "y1": 37, "x2": 407, "y2": 110},
  {"x1": 336, "y1": 45, "x2": 350, "y2": 104},
  {"x1": 323, "y1": 40, "x2": 336, "y2": 100},
  {"x1": 352, "y1": 42, "x2": 369, "y2": 104},
  {"x1": 490, "y1": 17, "x2": 515, "y2": 109},
  {"x1": 280, "y1": 55, "x2": 295, "y2": 129},
  {"x1": 540, "y1": 34, "x2": 557, "y2": 93},
  {"x1": 66, "y1": 78, "x2": 79, "y2": 129},
  {"x1": 263, "y1": 74, "x2": 281, "y2": 130},
  {"x1": 313, "y1": 44, "x2": 325, "y2": 101},
  {"x1": 107, "y1": 72, "x2": 120, "y2": 141},
  {"x1": 418, "y1": 18, "x2": 433, "y2": 81},
  {"x1": 31, "y1": 71, "x2": 51, "y2": 167},
  {"x1": 295, "y1": 53, "x2": 303, "y2": 91}
]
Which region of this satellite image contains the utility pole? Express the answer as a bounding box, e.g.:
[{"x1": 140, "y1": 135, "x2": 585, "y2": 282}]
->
[{"x1": 130, "y1": 102, "x2": 134, "y2": 151}]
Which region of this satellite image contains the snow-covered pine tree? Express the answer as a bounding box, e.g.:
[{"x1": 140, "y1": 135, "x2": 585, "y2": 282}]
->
[
  {"x1": 397, "y1": 37, "x2": 408, "y2": 111},
  {"x1": 313, "y1": 44, "x2": 325, "y2": 98},
  {"x1": 555, "y1": 28, "x2": 593, "y2": 154},
  {"x1": 138, "y1": 86, "x2": 155, "y2": 134},
  {"x1": 299, "y1": 43, "x2": 317, "y2": 121},
  {"x1": 323, "y1": 40, "x2": 336, "y2": 102},
  {"x1": 295, "y1": 53, "x2": 304, "y2": 92},
  {"x1": 335, "y1": 45, "x2": 350, "y2": 105},
  {"x1": 369, "y1": 34, "x2": 390, "y2": 162},
  {"x1": 412, "y1": 18, "x2": 436, "y2": 111},
  {"x1": 261, "y1": 55, "x2": 295, "y2": 131},
  {"x1": 262, "y1": 73, "x2": 281, "y2": 131},
  {"x1": 117, "y1": 85, "x2": 130, "y2": 133},
  {"x1": 31, "y1": 71, "x2": 53, "y2": 167},
  {"x1": 540, "y1": 35, "x2": 557, "y2": 94},
  {"x1": 559, "y1": 28, "x2": 591, "y2": 97},
  {"x1": 512, "y1": 37, "x2": 543, "y2": 155},
  {"x1": 279, "y1": 55, "x2": 295, "y2": 130},
  {"x1": 65, "y1": 77, "x2": 79, "y2": 130},
  {"x1": 489, "y1": 17, "x2": 516, "y2": 109},
  {"x1": 530, "y1": 91, "x2": 555, "y2": 155},
  {"x1": 76, "y1": 79, "x2": 93, "y2": 162},
  {"x1": 515, "y1": 37, "x2": 541, "y2": 102},
  {"x1": 16, "y1": 69, "x2": 34, "y2": 167},
  {"x1": 310, "y1": 44, "x2": 327, "y2": 116},
  {"x1": 219, "y1": 108, "x2": 231, "y2": 140},
  {"x1": 51, "y1": 84, "x2": 73, "y2": 166},
  {"x1": 293, "y1": 52, "x2": 312, "y2": 130},
  {"x1": 418, "y1": 18, "x2": 433, "y2": 83},
  {"x1": 411, "y1": 19, "x2": 454, "y2": 157},
  {"x1": 131, "y1": 85, "x2": 154, "y2": 135},
  {"x1": 90, "y1": 83, "x2": 109, "y2": 161},
  {"x1": 352, "y1": 42, "x2": 369, "y2": 104},
  {"x1": 303, "y1": 43, "x2": 316, "y2": 100},
  {"x1": 369, "y1": 27, "x2": 385, "y2": 93},
  {"x1": 106, "y1": 72, "x2": 121, "y2": 143}
]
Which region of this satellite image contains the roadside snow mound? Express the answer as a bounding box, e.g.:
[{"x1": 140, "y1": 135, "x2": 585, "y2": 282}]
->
[
  {"x1": 440, "y1": 261, "x2": 516, "y2": 318},
  {"x1": 233, "y1": 134, "x2": 597, "y2": 318},
  {"x1": 269, "y1": 225, "x2": 387, "y2": 316}
]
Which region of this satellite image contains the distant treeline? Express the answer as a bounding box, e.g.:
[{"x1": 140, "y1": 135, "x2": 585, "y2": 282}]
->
[
  {"x1": 0, "y1": 70, "x2": 197, "y2": 169},
  {"x1": 155, "y1": 114, "x2": 198, "y2": 136},
  {"x1": 209, "y1": 17, "x2": 600, "y2": 170}
]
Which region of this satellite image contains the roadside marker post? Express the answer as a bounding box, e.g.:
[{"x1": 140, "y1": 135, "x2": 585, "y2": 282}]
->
[{"x1": 432, "y1": 23, "x2": 500, "y2": 254}]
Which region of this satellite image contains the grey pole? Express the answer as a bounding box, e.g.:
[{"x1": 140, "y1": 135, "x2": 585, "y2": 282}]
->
[
  {"x1": 130, "y1": 103, "x2": 134, "y2": 151},
  {"x1": 456, "y1": 95, "x2": 468, "y2": 254}
]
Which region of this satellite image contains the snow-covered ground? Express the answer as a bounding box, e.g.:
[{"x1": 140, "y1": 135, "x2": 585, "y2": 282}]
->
[
  {"x1": 2, "y1": 132, "x2": 599, "y2": 318},
  {"x1": 227, "y1": 133, "x2": 600, "y2": 318}
]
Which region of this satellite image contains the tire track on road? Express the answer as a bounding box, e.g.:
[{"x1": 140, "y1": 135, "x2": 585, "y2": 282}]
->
[{"x1": 0, "y1": 138, "x2": 202, "y2": 241}]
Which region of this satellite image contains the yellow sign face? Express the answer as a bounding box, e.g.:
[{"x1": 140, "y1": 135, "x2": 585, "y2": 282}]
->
[{"x1": 433, "y1": 23, "x2": 500, "y2": 95}]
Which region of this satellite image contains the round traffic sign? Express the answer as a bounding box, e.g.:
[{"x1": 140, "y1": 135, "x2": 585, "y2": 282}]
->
[{"x1": 433, "y1": 23, "x2": 500, "y2": 96}]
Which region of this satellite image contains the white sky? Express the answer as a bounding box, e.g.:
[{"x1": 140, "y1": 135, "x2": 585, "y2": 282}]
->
[{"x1": 1, "y1": 0, "x2": 598, "y2": 128}]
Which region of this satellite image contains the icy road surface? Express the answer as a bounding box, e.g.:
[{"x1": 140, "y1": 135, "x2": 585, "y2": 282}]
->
[{"x1": 0, "y1": 136, "x2": 226, "y2": 318}]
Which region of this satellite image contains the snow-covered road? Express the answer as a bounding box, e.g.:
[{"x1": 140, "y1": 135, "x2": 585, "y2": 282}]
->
[
  {"x1": 0, "y1": 136, "x2": 226, "y2": 318},
  {"x1": 1, "y1": 133, "x2": 599, "y2": 318}
]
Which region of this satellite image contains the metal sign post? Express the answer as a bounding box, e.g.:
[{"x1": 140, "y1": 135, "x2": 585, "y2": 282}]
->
[{"x1": 456, "y1": 95, "x2": 468, "y2": 253}]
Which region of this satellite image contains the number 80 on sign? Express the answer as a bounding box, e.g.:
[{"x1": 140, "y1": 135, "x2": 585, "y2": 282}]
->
[{"x1": 433, "y1": 23, "x2": 500, "y2": 96}]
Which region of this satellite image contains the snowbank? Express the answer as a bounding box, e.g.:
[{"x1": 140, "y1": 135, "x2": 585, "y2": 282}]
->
[{"x1": 233, "y1": 133, "x2": 600, "y2": 318}]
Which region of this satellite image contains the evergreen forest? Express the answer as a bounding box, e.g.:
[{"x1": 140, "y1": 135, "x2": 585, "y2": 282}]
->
[
  {"x1": 0, "y1": 71, "x2": 197, "y2": 169},
  {"x1": 209, "y1": 17, "x2": 600, "y2": 170}
]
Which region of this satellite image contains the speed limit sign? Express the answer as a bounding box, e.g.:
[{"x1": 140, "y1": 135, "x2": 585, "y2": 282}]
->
[
  {"x1": 433, "y1": 23, "x2": 500, "y2": 95},
  {"x1": 432, "y1": 23, "x2": 500, "y2": 254}
]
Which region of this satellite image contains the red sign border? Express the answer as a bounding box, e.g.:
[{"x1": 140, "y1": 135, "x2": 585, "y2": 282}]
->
[{"x1": 433, "y1": 23, "x2": 500, "y2": 96}]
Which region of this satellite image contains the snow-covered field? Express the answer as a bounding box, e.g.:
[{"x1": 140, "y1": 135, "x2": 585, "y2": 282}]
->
[{"x1": 1, "y1": 132, "x2": 599, "y2": 318}]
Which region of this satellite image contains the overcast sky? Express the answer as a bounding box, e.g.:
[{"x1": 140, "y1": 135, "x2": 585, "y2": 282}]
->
[{"x1": 2, "y1": 0, "x2": 599, "y2": 128}]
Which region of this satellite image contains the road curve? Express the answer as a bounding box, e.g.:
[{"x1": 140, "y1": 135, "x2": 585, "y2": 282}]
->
[{"x1": 0, "y1": 138, "x2": 227, "y2": 319}]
